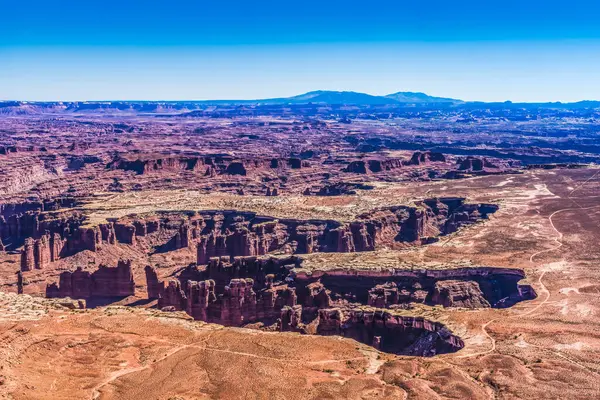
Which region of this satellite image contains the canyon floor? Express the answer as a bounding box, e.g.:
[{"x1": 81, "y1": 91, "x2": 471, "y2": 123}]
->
[{"x1": 1, "y1": 108, "x2": 599, "y2": 399}]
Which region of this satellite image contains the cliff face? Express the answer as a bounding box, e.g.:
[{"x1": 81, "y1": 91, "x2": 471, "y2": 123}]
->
[
  {"x1": 108, "y1": 155, "x2": 312, "y2": 177},
  {"x1": 46, "y1": 260, "x2": 135, "y2": 299},
  {"x1": 296, "y1": 266, "x2": 534, "y2": 309},
  {"x1": 150, "y1": 271, "x2": 297, "y2": 326},
  {"x1": 190, "y1": 198, "x2": 498, "y2": 264},
  {"x1": 150, "y1": 256, "x2": 299, "y2": 324},
  {"x1": 404, "y1": 151, "x2": 446, "y2": 166},
  {"x1": 143, "y1": 255, "x2": 534, "y2": 356},
  {"x1": 1, "y1": 201, "x2": 81, "y2": 251},
  {"x1": 314, "y1": 308, "x2": 463, "y2": 356},
  {"x1": 9, "y1": 197, "x2": 497, "y2": 275},
  {"x1": 20, "y1": 232, "x2": 66, "y2": 271},
  {"x1": 0, "y1": 199, "x2": 106, "y2": 271},
  {"x1": 109, "y1": 157, "x2": 208, "y2": 175},
  {"x1": 430, "y1": 280, "x2": 491, "y2": 308},
  {"x1": 13, "y1": 211, "x2": 193, "y2": 271},
  {"x1": 145, "y1": 257, "x2": 469, "y2": 356},
  {"x1": 150, "y1": 255, "x2": 535, "y2": 320},
  {"x1": 344, "y1": 151, "x2": 445, "y2": 173}
]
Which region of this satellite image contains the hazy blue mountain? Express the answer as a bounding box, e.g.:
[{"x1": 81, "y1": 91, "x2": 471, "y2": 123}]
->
[
  {"x1": 198, "y1": 91, "x2": 397, "y2": 105},
  {"x1": 281, "y1": 90, "x2": 397, "y2": 105},
  {"x1": 2, "y1": 91, "x2": 598, "y2": 110},
  {"x1": 385, "y1": 91, "x2": 463, "y2": 104},
  {"x1": 202, "y1": 90, "x2": 463, "y2": 105}
]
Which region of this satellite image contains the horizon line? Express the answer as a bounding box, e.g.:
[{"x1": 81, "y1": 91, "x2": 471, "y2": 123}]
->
[{"x1": 1, "y1": 89, "x2": 599, "y2": 104}]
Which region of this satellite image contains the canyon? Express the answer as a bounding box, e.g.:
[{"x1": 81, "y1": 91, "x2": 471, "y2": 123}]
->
[{"x1": 1, "y1": 106, "x2": 598, "y2": 399}]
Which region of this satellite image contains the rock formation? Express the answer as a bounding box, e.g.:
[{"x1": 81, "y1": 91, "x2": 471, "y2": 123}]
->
[
  {"x1": 46, "y1": 259, "x2": 135, "y2": 299},
  {"x1": 145, "y1": 265, "x2": 163, "y2": 299},
  {"x1": 345, "y1": 161, "x2": 368, "y2": 174},
  {"x1": 458, "y1": 156, "x2": 485, "y2": 171},
  {"x1": 20, "y1": 238, "x2": 35, "y2": 271},
  {"x1": 430, "y1": 280, "x2": 491, "y2": 308},
  {"x1": 16, "y1": 271, "x2": 23, "y2": 294},
  {"x1": 315, "y1": 308, "x2": 463, "y2": 356},
  {"x1": 295, "y1": 266, "x2": 535, "y2": 309},
  {"x1": 152, "y1": 268, "x2": 298, "y2": 326},
  {"x1": 8, "y1": 197, "x2": 497, "y2": 274},
  {"x1": 188, "y1": 198, "x2": 499, "y2": 264},
  {"x1": 405, "y1": 151, "x2": 446, "y2": 166},
  {"x1": 142, "y1": 254, "x2": 534, "y2": 355}
]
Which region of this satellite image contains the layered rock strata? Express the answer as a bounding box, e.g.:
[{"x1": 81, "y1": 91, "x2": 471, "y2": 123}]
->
[
  {"x1": 46, "y1": 260, "x2": 135, "y2": 299},
  {"x1": 314, "y1": 308, "x2": 462, "y2": 356},
  {"x1": 9, "y1": 197, "x2": 498, "y2": 272},
  {"x1": 295, "y1": 266, "x2": 535, "y2": 308},
  {"x1": 191, "y1": 197, "x2": 498, "y2": 264},
  {"x1": 143, "y1": 256, "x2": 534, "y2": 355}
]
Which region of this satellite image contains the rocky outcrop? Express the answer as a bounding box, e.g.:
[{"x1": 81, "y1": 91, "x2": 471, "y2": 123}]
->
[
  {"x1": 280, "y1": 305, "x2": 303, "y2": 332},
  {"x1": 191, "y1": 256, "x2": 296, "y2": 291},
  {"x1": 345, "y1": 158, "x2": 404, "y2": 174},
  {"x1": 197, "y1": 233, "x2": 228, "y2": 263},
  {"x1": 46, "y1": 260, "x2": 135, "y2": 299},
  {"x1": 20, "y1": 232, "x2": 64, "y2": 271},
  {"x1": 99, "y1": 222, "x2": 117, "y2": 244},
  {"x1": 155, "y1": 256, "x2": 530, "y2": 316},
  {"x1": 185, "y1": 279, "x2": 216, "y2": 321},
  {"x1": 108, "y1": 156, "x2": 214, "y2": 175},
  {"x1": 113, "y1": 222, "x2": 136, "y2": 245},
  {"x1": 174, "y1": 222, "x2": 191, "y2": 249},
  {"x1": 265, "y1": 187, "x2": 279, "y2": 196},
  {"x1": 190, "y1": 198, "x2": 497, "y2": 264},
  {"x1": 457, "y1": 156, "x2": 500, "y2": 172},
  {"x1": 93, "y1": 260, "x2": 135, "y2": 297},
  {"x1": 11, "y1": 196, "x2": 495, "y2": 269},
  {"x1": 158, "y1": 279, "x2": 187, "y2": 311},
  {"x1": 109, "y1": 155, "x2": 292, "y2": 176},
  {"x1": 66, "y1": 227, "x2": 101, "y2": 253},
  {"x1": 367, "y1": 158, "x2": 403, "y2": 172},
  {"x1": 146, "y1": 256, "x2": 535, "y2": 356},
  {"x1": 1, "y1": 199, "x2": 77, "y2": 233},
  {"x1": 458, "y1": 156, "x2": 485, "y2": 171},
  {"x1": 430, "y1": 280, "x2": 490, "y2": 308},
  {"x1": 17, "y1": 271, "x2": 23, "y2": 294},
  {"x1": 0, "y1": 145, "x2": 46, "y2": 154},
  {"x1": 345, "y1": 161, "x2": 368, "y2": 174},
  {"x1": 153, "y1": 273, "x2": 297, "y2": 326},
  {"x1": 303, "y1": 282, "x2": 331, "y2": 309},
  {"x1": 145, "y1": 265, "x2": 163, "y2": 299},
  {"x1": 368, "y1": 282, "x2": 401, "y2": 308},
  {"x1": 405, "y1": 151, "x2": 446, "y2": 166},
  {"x1": 20, "y1": 238, "x2": 35, "y2": 271},
  {"x1": 295, "y1": 266, "x2": 535, "y2": 309},
  {"x1": 315, "y1": 308, "x2": 463, "y2": 356},
  {"x1": 302, "y1": 182, "x2": 374, "y2": 196},
  {"x1": 34, "y1": 234, "x2": 51, "y2": 269},
  {"x1": 50, "y1": 233, "x2": 65, "y2": 261}
]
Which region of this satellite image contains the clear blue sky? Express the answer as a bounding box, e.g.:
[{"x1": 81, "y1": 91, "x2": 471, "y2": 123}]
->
[{"x1": 1, "y1": 0, "x2": 599, "y2": 102}]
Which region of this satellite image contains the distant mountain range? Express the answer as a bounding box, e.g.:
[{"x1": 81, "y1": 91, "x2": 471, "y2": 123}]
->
[
  {"x1": 1, "y1": 91, "x2": 599, "y2": 113},
  {"x1": 196, "y1": 90, "x2": 463, "y2": 105}
]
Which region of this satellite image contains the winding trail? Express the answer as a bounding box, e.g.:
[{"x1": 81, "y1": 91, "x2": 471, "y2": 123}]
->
[{"x1": 458, "y1": 203, "x2": 600, "y2": 361}]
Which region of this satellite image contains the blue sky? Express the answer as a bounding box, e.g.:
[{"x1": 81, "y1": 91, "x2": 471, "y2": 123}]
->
[{"x1": 2, "y1": 0, "x2": 599, "y2": 101}]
